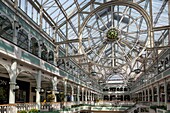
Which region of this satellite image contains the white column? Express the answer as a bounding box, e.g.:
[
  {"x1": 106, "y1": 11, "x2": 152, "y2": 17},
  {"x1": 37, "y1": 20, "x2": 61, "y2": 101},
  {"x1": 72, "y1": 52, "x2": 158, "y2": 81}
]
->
[
  {"x1": 157, "y1": 83, "x2": 160, "y2": 105},
  {"x1": 88, "y1": 91, "x2": 91, "y2": 102},
  {"x1": 9, "y1": 60, "x2": 17, "y2": 104},
  {"x1": 85, "y1": 90, "x2": 87, "y2": 104},
  {"x1": 138, "y1": 93, "x2": 140, "y2": 101},
  {"x1": 151, "y1": 86, "x2": 154, "y2": 102},
  {"x1": 13, "y1": 21, "x2": 18, "y2": 44},
  {"x1": 52, "y1": 77, "x2": 57, "y2": 102},
  {"x1": 9, "y1": 82, "x2": 16, "y2": 104},
  {"x1": 144, "y1": 89, "x2": 146, "y2": 101},
  {"x1": 77, "y1": 86, "x2": 80, "y2": 104},
  {"x1": 82, "y1": 88, "x2": 84, "y2": 103},
  {"x1": 168, "y1": 0, "x2": 170, "y2": 45},
  {"x1": 64, "y1": 80, "x2": 67, "y2": 102},
  {"x1": 164, "y1": 80, "x2": 167, "y2": 104},
  {"x1": 36, "y1": 70, "x2": 42, "y2": 110},
  {"x1": 148, "y1": 88, "x2": 150, "y2": 102},
  {"x1": 91, "y1": 92, "x2": 93, "y2": 101},
  {"x1": 142, "y1": 91, "x2": 143, "y2": 101},
  {"x1": 71, "y1": 86, "x2": 74, "y2": 102}
]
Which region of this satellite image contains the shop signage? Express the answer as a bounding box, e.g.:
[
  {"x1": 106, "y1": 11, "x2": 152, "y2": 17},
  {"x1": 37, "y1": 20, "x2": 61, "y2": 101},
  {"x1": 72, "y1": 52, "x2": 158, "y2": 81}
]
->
[{"x1": 0, "y1": 79, "x2": 7, "y2": 85}]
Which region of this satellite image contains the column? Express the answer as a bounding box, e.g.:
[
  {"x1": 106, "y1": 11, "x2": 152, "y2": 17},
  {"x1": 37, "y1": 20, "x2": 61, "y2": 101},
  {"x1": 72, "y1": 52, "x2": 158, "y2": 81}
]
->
[
  {"x1": 52, "y1": 77, "x2": 57, "y2": 102},
  {"x1": 164, "y1": 80, "x2": 167, "y2": 104},
  {"x1": 9, "y1": 60, "x2": 17, "y2": 104},
  {"x1": 157, "y1": 83, "x2": 160, "y2": 105},
  {"x1": 144, "y1": 89, "x2": 147, "y2": 101},
  {"x1": 88, "y1": 91, "x2": 90, "y2": 101},
  {"x1": 36, "y1": 70, "x2": 42, "y2": 110},
  {"x1": 64, "y1": 80, "x2": 67, "y2": 102},
  {"x1": 148, "y1": 88, "x2": 150, "y2": 102},
  {"x1": 142, "y1": 90, "x2": 143, "y2": 101},
  {"x1": 91, "y1": 92, "x2": 93, "y2": 101},
  {"x1": 168, "y1": 0, "x2": 170, "y2": 44},
  {"x1": 71, "y1": 86, "x2": 74, "y2": 102},
  {"x1": 9, "y1": 82, "x2": 16, "y2": 104},
  {"x1": 77, "y1": 86, "x2": 80, "y2": 104},
  {"x1": 82, "y1": 88, "x2": 84, "y2": 103},
  {"x1": 13, "y1": 20, "x2": 18, "y2": 44},
  {"x1": 85, "y1": 90, "x2": 87, "y2": 104},
  {"x1": 151, "y1": 86, "x2": 154, "y2": 102},
  {"x1": 93, "y1": 93, "x2": 95, "y2": 101}
]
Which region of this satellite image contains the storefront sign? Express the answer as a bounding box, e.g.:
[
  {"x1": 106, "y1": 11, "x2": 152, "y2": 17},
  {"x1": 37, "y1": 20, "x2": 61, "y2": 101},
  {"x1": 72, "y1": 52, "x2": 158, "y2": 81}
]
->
[{"x1": 0, "y1": 79, "x2": 7, "y2": 85}]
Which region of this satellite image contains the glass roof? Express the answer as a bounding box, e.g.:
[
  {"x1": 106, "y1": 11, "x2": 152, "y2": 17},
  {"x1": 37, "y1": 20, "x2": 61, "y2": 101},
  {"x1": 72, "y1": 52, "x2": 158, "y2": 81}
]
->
[{"x1": 18, "y1": 0, "x2": 169, "y2": 84}]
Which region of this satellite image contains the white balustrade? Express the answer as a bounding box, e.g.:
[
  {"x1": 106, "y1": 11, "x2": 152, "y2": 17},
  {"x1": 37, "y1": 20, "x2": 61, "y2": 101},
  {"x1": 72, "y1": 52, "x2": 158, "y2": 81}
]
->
[{"x1": 0, "y1": 104, "x2": 17, "y2": 113}]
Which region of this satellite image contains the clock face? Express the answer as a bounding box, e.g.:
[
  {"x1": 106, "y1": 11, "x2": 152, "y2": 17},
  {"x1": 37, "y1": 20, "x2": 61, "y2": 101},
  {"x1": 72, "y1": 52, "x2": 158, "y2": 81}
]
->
[
  {"x1": 79, "y1": 1, "x2": 151, "y2": 79},
  {"x1": 106, "y1": 28, "x2": 119, "y2": 41}
]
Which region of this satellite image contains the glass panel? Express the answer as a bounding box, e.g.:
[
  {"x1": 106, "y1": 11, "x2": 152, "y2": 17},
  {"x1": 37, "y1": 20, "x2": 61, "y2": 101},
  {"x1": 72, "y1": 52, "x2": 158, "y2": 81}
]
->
[
  {"x1": 17, "y1": 29, "x2": 29, "y2": 50},
  {"x1": 0, "y1": 15, "x2": 13, "y2": 42}
]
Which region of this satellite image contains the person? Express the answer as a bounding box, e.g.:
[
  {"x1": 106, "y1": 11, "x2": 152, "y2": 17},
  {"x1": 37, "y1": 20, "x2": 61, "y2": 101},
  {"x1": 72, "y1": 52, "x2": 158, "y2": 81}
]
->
[
  {"x1": 43, "y1": 99, "x2": 46, "y2": 104},
  {"x1": 42, "y1": 99, "x2": 47, "y2": 109}
]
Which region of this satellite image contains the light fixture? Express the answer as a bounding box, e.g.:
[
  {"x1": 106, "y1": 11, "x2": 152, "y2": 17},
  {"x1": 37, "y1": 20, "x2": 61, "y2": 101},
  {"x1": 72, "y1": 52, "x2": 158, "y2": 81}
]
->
[
  {"x1": 47, "y1": 90, "x2": 52, "y2": 93},
  {"x1": 13, "y1": 85, "x2": 19, "y2": 92},
  {"x1": 15, "y1": 21, "x2": 21, "y2": 30},
  {"x1": 91, "y1": 71, "x2": 97, "y2": 76},
  {"x1": 46, "y1": 87, "x2": 52, "y2": 93},
  {"x1": 133, "y1": 68, "x2": 141, "y2": 74},
  {"x1": 39, "y1": 88, "x2": 45, "y2": 94},
  {"x1": 39, "y1": 40, "x2": 44, "y2": 46},
  {"x1": 55, "y1": 91, "x2": 59, "y2": 94}
]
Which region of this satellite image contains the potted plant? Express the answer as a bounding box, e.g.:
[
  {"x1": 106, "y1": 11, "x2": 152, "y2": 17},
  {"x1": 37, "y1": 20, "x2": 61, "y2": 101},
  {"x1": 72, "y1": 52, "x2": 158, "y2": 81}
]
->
[
  {"x1": 28, "y1": 108, "x2": 38, "y2": 113},
  {"x1": 47, "y1": 94, "x2": 55, "y2": 102}
]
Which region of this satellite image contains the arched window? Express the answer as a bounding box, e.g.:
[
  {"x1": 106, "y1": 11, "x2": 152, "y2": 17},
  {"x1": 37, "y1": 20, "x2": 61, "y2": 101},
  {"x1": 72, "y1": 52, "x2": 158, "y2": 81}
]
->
[
  {"x1": 17, "y1": 29, "x2": 29, "y2": 50},
  {"x1": 0, "y1": 15, "x2": 13, "y2": 42},
  {"x1": 48, "y1": 51, "x2": 54, "y2": 64},
  {"x1": 30, "y1": 38, "x2": 39, "y2": 56},
  {"x1": 41, "y1": 44, "x2": 47, "y2": 61}
]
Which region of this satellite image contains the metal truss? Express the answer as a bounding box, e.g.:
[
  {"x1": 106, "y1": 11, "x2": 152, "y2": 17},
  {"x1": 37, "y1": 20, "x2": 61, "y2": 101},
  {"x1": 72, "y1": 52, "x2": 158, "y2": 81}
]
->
[{"x1": 6, "y1": 0, "x2": 170, "y2": 86}]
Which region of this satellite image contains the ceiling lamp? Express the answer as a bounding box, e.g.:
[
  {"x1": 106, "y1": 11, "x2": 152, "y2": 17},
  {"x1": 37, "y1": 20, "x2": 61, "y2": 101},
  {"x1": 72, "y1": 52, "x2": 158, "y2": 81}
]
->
[
  {"x1": 91, "y1": 71, "x2": 97, "y2": 76},
  {"x1": 133, "y1": 68, "x2": 141, "y2": 74}
]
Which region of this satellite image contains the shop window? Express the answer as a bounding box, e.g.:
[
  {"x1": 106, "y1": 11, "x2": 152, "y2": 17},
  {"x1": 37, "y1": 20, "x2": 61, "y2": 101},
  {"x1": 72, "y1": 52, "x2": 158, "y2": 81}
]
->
[
  {"x1": 15, "y1": 80, "x2": 30, "y2": 103},
  {"x1": 41, "y1": 44, "x2": 48, "y2": 61},
  {"x1": 0, "y1": 15, "x2": 13, "y2": 42},
  {"x1": 124, "y1": 87, "x2": 128, "y2": 91},
  {"x1": 17, "y1": 29, "x2": 29, "y2": 50},
  {"x1": 167, "y1": 83, "x2": 170, "y2": 102},
  {"x1": 120, "y1": 87, "x2": 123, "y2": 91},
  {"x1": 0, "y1": 77, "x2": 9, "y2": 104},
  {"x1": 48, "y1": 51, "x2": 54, "y2": 64},
  {"x1": 30, "y1": 38, "x2": 39, "y2": 56}
]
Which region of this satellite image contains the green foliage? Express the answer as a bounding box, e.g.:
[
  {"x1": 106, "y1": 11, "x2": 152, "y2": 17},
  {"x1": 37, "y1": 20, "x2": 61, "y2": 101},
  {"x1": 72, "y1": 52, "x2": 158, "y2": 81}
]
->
[
  {"x1": 47, "y1": 94, "x2": 55, "y2": 102},
  {"x1": 28, "y1": 108, "x2": 38, "y2": 113},
  {"x1": 59, "y1": 92, "x2": 65, "y2": 102},
  {"x1": 150, "y1": 105, "x2": 167, "y2": 111},
  {"x1": 0, "y1": 87, "x2": 6, "y2": 100},
  {"x1": 17, "y1": 110, "x2": 27, "y2": 113}
]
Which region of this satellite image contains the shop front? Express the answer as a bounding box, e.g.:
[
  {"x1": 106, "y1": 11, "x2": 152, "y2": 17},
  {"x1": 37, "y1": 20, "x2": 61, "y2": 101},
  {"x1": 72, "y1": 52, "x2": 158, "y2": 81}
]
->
[
  {"x1": 0, "y1": 77, "x2": 30, "y2": 104},
  {"x1": 0, "y1": 77, "x2": 9, "y2": 104}
]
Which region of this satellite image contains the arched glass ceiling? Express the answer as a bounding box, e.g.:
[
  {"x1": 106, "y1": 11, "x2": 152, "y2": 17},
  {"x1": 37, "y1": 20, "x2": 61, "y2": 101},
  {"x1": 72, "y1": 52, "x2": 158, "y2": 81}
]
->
[{"x1": 16, "y1": 0, "x2": 170, "y2": 83}]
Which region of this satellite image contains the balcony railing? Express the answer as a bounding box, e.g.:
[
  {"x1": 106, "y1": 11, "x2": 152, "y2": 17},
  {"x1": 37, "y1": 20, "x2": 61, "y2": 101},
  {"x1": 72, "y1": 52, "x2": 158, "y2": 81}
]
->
[{"x1": 0, "y1": 101, "x2": 135, "y2": 113}]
